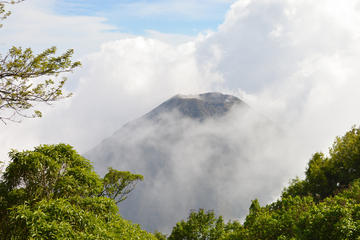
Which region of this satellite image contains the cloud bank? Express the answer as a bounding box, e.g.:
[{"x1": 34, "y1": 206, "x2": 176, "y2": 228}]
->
[{"x1": 87, "y1": 103, "x2": 294, "y2": 232}]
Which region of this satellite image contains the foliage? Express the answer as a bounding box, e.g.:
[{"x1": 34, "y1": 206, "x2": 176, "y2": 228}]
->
[
  {"x1": 3, "y1": 124, "x2": 358, "y2": 239},
  {"x1": 0, "y1": 46, "x2": 81, "y2": 123},
  {"x1": 283, "y1": 126, "x2": 360, "y2": 200},
  {"x1": 100, "y1": 167, "x2": 144, "y2": 204},
  {"x1": 0, "y1": 144, "x2": 155, "y2": 240},
  {"x1": 234, "y1": 126, "x2": 360, "y2": 240},
  {"x1": 238, "y1": 126, "x2": 360, "y2": 239},
  {"x1": 9, "y1": 197, "x2": 155, "y2": 240},
  {"x1": 154, "y1": 231, "x2": 167, "y2": 240},
  {"x1": 0, "y1": 1, "x2": 81, "y2": 123},
  {"x1": 168, "y1": 209, "x2": 231, "y2": 240},
  {"x1": 3, "y1": 144, "x2": 102, "y2": 203}
]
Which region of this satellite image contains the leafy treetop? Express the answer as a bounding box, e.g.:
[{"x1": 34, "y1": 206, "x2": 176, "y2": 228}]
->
[
  {"x1": 0, "y1": 0, "x2": 81, "y2": 123},
  {"x1": 282, "y1": 126, "x2": 360, "y2": 200},
  {"x1": 0, "y1": 144, "x2": 154, "y2": 239},
  {"x1": 169, "y1": 209, "x2": 229, "y2": 240},
  {"x1": 100, "y1": 167, "x2": 144, "y2": 204}
]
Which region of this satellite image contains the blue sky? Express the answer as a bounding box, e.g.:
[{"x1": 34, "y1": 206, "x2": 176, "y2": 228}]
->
[{"x1": 54, "y1": 0, "x2": 235, "y2": 35}]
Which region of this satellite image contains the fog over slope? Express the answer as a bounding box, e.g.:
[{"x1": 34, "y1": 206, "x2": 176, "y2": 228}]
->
[{"x1": 86, "y1": 92, "x2": 293, "y2": 232}]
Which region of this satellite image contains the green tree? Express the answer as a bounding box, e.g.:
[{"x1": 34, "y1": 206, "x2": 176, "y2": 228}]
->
[
  {"x1": 224, "y1": 126, "x2": 360, "y2": 240},
  {"x1": 154, "y1": 231, "x2": 167, "y2": 240},
  {"x1": 100, "y1": 167, "x2": 144, "y2": 204},
  {"x1": 0, "y1": 144, "x2": 155, "y2": 239},
  {"x1": 283, "y1": 126, "x2": 360, "y2": 201},
  {"x1": 168, "y1": 209, "x2": 227, "y2": 240},
  {"x1": 0, "y1": 1, "x2": 80, "y2": 123},
  {"x1": 243, "y1": 199, "x2": 261, "y2": 228}
]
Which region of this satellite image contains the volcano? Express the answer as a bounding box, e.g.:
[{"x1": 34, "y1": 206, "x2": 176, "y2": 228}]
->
[{"x1": 85, "y1": 92, "x2": 280, "y2": 232}]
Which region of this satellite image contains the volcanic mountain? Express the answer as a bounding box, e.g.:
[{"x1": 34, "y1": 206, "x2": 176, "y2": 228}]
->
[
  {"x1": 145, "y1": 92, "x2": 246, "y2": 121},
  {"x1": 85, "y1": 92, "x2": 281, "y2": 232}
]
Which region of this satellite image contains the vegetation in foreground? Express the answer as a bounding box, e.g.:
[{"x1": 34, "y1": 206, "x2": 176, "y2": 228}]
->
[
  {"x1": 163, "y1": 126, "x2": 360, "y2": 240},
  {"x1": 2, "y1": 127, "x2": 360, "y2": 239},
  {"x1": 0, "y1": 144, "x2": 154, "y2": 240}
]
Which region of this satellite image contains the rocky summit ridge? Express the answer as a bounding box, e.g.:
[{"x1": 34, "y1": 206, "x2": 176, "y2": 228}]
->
[{"x1": 145, "y1": 92, "x2": 245, "y2": 121}]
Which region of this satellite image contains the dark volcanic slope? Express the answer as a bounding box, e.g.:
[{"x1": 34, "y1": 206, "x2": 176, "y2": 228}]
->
[
  {"x1": 85, "y1": 92, "x2": 279, "y2": 233},
  {"x1": 145, "y1": 92, "x2": 246, "y2": 121}
]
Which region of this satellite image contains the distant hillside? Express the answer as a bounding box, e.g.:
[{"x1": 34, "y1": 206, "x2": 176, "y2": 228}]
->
[{"x1": 85, "y1": 92, "x2": 282, "y2": 232}]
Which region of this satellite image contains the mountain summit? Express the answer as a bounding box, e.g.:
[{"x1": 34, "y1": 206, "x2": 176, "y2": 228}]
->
[{"x1": 145, "y1": 92, "x2": 245, "y2": 121}]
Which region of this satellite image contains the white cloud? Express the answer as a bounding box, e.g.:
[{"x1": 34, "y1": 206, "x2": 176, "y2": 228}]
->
[
  {"x1": 87, "y1": 106, "x2": 298, "y2": 232},
  {"x1": 197, "y1": 0, "x2": 360, "y2": 148},
  {"x1": 0, "y1": 0, "x2": 130, "y2": 56},
  {"x1": 0, "y1": 36, "x2": 223, "y2": 164},
  {"x1": 145, "y1": 30, "x2": 195, "y2": 45},
  {"x1": 61, "y1": 37, "x2": 221, "y2": 148},
  {"x1": 0, "y1": 0, "x2": 220, "y2": 163}
]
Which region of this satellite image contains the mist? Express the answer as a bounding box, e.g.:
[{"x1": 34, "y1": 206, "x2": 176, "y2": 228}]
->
[{"x1": 87, "y1": 101, "x2": 313, "y2": 232}]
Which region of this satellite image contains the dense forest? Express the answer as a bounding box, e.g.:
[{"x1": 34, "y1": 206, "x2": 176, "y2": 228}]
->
[{"x1": 1, "y1": 126, "x2": 360, "y2": 239}]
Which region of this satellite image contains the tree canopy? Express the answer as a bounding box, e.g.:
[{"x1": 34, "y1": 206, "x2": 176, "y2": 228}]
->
[
  {"x1": 0, "y1": 144, "x2": 155, "y2": 240},
  {"x1": 168, "y1": 209, "x2": 242, "y2": 240},
  {"x1": 282, "y1": 126, "x2": 360, "y2": 200},
  {"x1": 100, "y1": 167, "x2": 144, "y2": 204}
]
